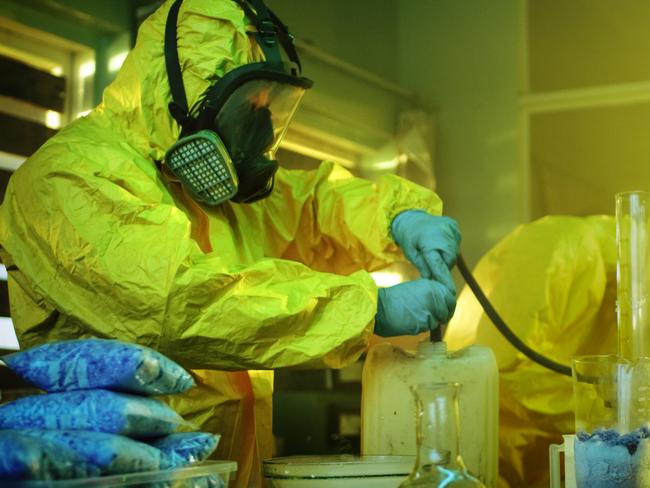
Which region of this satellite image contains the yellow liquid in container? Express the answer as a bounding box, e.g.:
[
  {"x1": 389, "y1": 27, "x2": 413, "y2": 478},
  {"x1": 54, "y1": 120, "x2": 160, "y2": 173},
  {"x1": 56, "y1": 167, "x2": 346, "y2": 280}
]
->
[{"x1": 361, "y1": 340, "x2": 499, "y2": 487}]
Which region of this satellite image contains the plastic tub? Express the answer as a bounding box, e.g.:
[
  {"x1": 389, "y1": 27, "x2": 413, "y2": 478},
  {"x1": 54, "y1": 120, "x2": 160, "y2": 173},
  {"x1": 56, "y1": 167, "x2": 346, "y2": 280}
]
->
[
  {"x1": 2, "y1": 461, "x2": 237, "y2": 487},
  {"x1": 263, "y1": 455, "x2": 413, "y2": 488},
  {"x1": 362, "y1": 341, "x2": 499, "y2": 487}
]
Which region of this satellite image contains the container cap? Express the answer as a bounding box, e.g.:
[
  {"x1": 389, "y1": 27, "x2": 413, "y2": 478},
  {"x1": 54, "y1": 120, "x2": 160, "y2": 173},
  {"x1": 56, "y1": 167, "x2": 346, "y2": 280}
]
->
[{"x1": 263, "y1": 455, "x2": 414, "y2": 479}]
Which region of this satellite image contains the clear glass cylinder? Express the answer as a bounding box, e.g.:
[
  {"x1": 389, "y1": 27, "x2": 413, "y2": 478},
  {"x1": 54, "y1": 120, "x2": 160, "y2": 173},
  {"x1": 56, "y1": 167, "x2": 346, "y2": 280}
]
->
[
  {"x1": 399, "y1": 382, "x2": 484, "y2": 487},
  {"x1": 616, "y1": 190, "x2": 650, "y2": 362}
]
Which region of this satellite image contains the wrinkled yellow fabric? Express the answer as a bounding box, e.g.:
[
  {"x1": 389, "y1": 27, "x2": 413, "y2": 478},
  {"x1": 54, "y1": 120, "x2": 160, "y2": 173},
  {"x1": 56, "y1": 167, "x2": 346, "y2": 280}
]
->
[
  {"x1": 0, "y1": 1, "x2": 443, "y2": 486},
  {"x1": 445, "y1": 215, "x2": 617, "y2": 488}
]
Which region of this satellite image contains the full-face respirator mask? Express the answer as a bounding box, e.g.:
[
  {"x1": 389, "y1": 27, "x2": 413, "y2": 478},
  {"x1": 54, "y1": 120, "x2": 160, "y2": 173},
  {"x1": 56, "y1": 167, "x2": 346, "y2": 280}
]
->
[{"x1": 163, "y1": 0, "x2": 313, "y2": 205}]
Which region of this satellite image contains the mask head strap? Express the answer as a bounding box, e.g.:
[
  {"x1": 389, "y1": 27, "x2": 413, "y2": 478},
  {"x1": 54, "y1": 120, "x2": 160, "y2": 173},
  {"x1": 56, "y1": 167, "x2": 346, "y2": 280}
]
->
[
  {"x1": 165, "y1": 0, "x2": 304, "y2": 133},
  {"x1": 267, "y1": 8, "x2": 302, "y2": 74},
  {"x1": 233, "y1": 0, "x2": 303, "y2": 75},
  {"x1": 164, "y1": 0, "x2": 196, "y2": 132}
]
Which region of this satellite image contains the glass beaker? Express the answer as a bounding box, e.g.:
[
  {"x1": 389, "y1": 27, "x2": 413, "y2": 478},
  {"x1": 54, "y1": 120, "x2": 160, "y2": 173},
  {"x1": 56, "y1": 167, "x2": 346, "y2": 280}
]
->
[
  {"x1": 572, "y1": 355, "x2": 650, "y2": 487},
  {"x1": 572, "y1": 355, "x2": 630, "y2": 434},
  {"x1": 399, "y1": 382, "x2": 484, "y2": 487}
]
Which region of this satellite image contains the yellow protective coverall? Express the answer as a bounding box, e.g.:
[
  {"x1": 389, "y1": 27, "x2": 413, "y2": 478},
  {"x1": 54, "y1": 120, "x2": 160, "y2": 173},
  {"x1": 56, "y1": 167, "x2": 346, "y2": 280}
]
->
[
  {"x1": 0, "y1": 1, "x2": 443, "y2": 486},
  {"x1": 445, "y1": 215, "x2": 617, "y2": 488}
]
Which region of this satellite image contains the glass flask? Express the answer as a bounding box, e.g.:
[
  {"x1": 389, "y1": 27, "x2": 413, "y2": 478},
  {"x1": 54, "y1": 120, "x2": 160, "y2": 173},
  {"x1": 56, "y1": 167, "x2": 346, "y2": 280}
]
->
[{"x1": 399, "y1": 382, "x2": 485, "y2": 487}]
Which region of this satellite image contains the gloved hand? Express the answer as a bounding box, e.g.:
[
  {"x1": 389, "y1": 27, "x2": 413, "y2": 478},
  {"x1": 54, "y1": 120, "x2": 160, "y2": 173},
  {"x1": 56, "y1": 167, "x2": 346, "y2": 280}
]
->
[
  {"x1": 391, "y1": 210, "x2": 461, "y2": 293},
  {"x1": 374, "y1": 279, "x2": 456, "y2": 337}
]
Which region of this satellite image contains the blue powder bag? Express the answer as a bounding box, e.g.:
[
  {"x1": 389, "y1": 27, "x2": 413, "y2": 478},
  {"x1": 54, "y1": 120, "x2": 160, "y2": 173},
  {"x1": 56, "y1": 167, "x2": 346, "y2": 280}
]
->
[
  {"x1": 149, "y1": 432, "x2": 220, "y2": 469},
  {"x1": 0, "y1": 389, "x2": 194, "y2": 437},
  {"x1": 0, "y1": 430, "x2": 100, "y2": 480},
  {"x1": 3, "y1": 338, "x2": 194, "y2": 395},
  {"x1": 18, "y1": 430, "x2": 162, "y2": 475}
]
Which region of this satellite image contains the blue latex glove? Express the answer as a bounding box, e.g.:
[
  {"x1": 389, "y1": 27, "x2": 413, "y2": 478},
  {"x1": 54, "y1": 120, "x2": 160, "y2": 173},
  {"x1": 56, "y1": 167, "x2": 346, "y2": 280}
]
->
[
  {"x1": 391, "y1": 210, "x2": 461, "y2": 293},
  {"x1": 374, "y1": 279, "x2": 456, "y2": 337}
]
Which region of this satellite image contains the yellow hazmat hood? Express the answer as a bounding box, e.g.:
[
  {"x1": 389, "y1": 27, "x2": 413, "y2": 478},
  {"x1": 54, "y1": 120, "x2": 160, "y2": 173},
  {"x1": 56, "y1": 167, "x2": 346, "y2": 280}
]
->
[{"x1": 100, "y1": 0, "x2": 263, "y2": 162}]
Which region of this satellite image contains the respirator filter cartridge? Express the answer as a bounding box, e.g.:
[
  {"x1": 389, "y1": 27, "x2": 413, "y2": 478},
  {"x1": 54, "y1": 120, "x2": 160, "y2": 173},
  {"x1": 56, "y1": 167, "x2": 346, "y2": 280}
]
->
[{"x1": 165, "y1": 130, "x2": 238, "y2": 206}]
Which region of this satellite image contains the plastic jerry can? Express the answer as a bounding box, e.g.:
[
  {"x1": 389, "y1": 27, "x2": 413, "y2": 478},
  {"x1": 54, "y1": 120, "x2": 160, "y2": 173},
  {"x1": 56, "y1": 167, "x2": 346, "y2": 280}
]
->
[{"x1": 361, "y1": 340, "x2": 499, "y2": 487}]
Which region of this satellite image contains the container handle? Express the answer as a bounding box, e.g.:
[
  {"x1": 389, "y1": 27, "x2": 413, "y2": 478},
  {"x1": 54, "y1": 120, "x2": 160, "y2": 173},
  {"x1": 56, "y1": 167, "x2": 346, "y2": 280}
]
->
[{"x1": 549, "y1": 442, "x2": 565, "y2": 488}]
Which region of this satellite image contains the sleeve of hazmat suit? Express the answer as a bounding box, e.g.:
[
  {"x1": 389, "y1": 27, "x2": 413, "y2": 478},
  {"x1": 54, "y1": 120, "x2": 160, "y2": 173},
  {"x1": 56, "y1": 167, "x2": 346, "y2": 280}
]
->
[
  {"x1": 444, "y1": 215, "x2": 617, "y2": 488},
  {"x1": 237, "y1": 162, "x2": 443, "y2": 276},
  {"x1": 0, "y1": 0, "x2": 442, "y2": 372}
]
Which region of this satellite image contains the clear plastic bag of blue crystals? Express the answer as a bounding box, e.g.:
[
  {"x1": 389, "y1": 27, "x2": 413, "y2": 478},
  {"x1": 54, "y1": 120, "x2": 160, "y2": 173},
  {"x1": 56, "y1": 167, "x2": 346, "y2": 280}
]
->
[
  {"x1": 0, "y1": 430, "x2": 100, "y2": 480},
  {"x1": 150, "y1": 432, "x2": 221, "y2": 469},
  {"x1": 17, "y1": 430, "x2": 162, "y2": 475},
  {"x1": 0, "y1": 389, "x2": 194, "y2": 437},
  {"x1": 3, "y1": 339, "x2": 194, "y2": 395}
]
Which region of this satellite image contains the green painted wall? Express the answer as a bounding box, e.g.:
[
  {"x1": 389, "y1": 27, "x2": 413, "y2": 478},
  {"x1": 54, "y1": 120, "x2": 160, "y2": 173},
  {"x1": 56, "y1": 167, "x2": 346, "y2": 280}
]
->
[
  {"x1": 267, "y1": 0, "x2": 399, "y2": 83},
  {"x1": 397, "y1": 0, "x2": 522, "y2": 266}
]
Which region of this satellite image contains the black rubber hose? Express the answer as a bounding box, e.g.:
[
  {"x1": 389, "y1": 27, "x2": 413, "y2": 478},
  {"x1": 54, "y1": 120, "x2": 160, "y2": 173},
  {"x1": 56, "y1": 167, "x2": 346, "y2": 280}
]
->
[
  {"x1": 430, "y1": 326, "x2": 443, "y2": 343},
  {"x1": 456, "y1": 254, "x2": 572, "y2": 377}
]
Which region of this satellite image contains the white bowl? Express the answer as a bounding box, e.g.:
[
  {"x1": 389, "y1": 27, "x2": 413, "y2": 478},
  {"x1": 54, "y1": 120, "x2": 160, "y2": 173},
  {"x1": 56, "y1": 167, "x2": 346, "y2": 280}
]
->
[{"x1": 263, "y1": 455, "x2": 413, "y2": 488}]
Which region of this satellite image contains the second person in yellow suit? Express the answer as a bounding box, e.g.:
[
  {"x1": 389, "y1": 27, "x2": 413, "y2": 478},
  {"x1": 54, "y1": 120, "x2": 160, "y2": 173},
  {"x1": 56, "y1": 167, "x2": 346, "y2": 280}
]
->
[
  {"x1": 445, "y1": 215, "x2": 617, "y2": 488},
  {"x1": 0, "y1": 1, "x2": 461, "y2": 486}
]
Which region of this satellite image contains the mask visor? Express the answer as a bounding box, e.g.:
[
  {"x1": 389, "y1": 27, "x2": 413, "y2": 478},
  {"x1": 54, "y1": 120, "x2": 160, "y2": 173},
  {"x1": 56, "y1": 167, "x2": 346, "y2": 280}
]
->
[{"x1": 215, "y1": 78, "x2": 307, "y2": 162}]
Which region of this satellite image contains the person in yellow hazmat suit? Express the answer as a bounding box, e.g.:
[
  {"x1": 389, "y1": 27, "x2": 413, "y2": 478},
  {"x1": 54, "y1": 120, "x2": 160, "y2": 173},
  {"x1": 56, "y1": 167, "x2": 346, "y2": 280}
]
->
[
  {"x1": 0, "y1": 0, "x2": 461, "y2": 486},
  {"x1": 445, "y1": 215, "x2": 617, "y2": 488}
]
